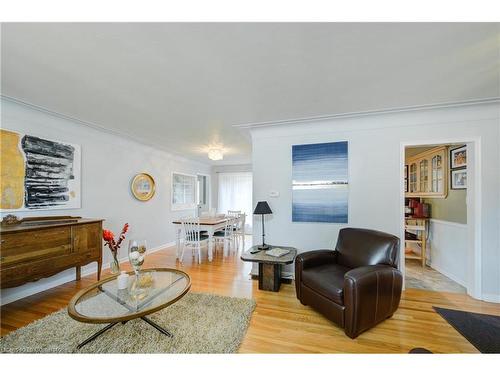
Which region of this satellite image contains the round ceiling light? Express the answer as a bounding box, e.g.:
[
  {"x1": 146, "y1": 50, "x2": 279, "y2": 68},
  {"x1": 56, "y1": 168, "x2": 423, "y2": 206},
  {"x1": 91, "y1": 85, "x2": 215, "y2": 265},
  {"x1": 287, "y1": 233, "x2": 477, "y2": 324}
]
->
[{"x1": 208, "y1": 148, "x2": 223, "y2": 161}]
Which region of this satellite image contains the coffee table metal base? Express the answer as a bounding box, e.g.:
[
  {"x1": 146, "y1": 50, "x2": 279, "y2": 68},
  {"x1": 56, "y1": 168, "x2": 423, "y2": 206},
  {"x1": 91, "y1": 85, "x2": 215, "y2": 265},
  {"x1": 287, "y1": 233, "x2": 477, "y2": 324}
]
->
[
  {"x1": 76, "y1": 317, "x2": 172, "y2": 349},
  {"x1": 141, "y1": 316, "x2": 173, "y2": 337}
]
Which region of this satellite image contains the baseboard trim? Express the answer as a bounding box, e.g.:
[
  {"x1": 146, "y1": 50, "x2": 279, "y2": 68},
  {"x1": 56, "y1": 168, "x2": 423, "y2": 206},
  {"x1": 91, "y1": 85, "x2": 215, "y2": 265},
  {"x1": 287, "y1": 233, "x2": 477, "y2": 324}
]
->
[
  {"x1": 1, "y1": 273, "x2": 83, "y2": 307},
  {"x1": 429, "y1": 261, "x2": 467, "y2": 289},
  {"x1": 481, "y1": 294, "x2": 500, "y2": 303},
  {"x1": 0, "y1": 241, "x2": 175, "y2": 306}
]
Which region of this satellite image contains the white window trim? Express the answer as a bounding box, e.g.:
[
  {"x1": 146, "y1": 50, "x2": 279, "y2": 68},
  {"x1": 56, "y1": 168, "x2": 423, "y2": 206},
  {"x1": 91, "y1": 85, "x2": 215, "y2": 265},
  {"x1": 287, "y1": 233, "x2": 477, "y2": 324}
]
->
[
  {"x1": 196, "y1": 173, "x2": 211, "y2": 207},
  {"x1": 171, "y1": 171, "x2": 198, "y2": 211}
]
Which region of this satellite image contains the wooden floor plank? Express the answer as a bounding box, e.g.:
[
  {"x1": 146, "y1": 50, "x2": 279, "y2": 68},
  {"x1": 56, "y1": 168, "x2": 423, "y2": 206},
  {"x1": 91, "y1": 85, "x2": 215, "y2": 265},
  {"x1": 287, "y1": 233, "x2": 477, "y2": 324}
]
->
[{"x1": 1, "y1": 241, "x2": 499, "y2": 353}]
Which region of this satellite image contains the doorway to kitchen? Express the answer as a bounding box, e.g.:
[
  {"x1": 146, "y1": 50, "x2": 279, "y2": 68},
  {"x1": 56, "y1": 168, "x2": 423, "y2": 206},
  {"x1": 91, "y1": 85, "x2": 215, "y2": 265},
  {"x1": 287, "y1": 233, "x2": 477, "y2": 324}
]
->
[{"x1": 400, "y1": 139, "x2": 480, "y2": 298}]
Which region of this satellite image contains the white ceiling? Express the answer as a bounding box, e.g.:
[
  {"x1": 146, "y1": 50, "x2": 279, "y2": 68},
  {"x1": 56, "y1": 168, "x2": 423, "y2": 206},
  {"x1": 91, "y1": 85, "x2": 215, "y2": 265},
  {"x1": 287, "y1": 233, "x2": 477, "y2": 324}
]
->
[{"x1": 1, "y1": 23, "x2": 499, "y2": 165}]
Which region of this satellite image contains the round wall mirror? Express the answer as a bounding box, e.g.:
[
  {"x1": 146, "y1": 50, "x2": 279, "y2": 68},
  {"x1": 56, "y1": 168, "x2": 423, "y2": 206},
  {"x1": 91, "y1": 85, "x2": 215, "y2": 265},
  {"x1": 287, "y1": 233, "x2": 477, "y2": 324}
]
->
[{"x1": 131, "y1": 173, "x2": 156, "y2": 201}]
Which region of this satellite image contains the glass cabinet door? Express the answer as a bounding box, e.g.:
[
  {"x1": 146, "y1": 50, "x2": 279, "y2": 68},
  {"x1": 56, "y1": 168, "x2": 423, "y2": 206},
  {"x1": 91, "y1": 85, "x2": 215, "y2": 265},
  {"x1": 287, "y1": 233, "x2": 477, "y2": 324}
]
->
[
  {"x1": 409, "y1": 163, "x2": 417, "y2": 192},
  {"x1": 419, "y1": 159, "x2": 429, "y2": 192},
  {"x1": 431, "y1": 154, "x2": 443, "y2": 193},
  {"x1": 406, "y1": 147, "x2": 447, "y2": 197}
]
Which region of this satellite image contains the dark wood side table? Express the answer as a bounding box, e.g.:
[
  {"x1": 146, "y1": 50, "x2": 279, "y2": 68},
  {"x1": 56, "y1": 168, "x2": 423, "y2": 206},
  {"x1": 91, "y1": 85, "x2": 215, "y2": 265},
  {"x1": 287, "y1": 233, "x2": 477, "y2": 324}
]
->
[{"x1": 241, "y1": 245, "x2": 297, "y2": 292}]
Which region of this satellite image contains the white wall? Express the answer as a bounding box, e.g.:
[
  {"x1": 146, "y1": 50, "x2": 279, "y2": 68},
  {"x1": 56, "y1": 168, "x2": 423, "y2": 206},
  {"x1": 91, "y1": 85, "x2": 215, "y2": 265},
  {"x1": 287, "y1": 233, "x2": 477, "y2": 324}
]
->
[
  {"x1": 0, "y1": 98, "x2": 211, "y2": 305},
  {"x1": 250, "y1": 102, "x2": 500, "y2": 302},
  {"x1": 427, "y1": 219, "x2": 467, "y2": 287}
]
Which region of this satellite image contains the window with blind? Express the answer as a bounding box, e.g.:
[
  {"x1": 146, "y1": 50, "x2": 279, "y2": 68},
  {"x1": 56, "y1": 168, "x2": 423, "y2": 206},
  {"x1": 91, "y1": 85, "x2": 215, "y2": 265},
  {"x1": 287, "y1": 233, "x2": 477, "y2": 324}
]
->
[{"x1": 172, "y1": 172, "x2": 197, "y2": 210}]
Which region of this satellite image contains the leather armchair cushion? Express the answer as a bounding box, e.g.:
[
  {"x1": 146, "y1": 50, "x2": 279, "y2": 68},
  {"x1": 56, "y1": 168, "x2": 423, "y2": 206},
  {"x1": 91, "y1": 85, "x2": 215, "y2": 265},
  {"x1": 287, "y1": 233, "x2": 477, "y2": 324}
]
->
[
  {"x1": 335, "y1": 228, "x2": 399, "y2": 269},
  {"x1": 301, "y1": 263, "x2": 351, "y2": 305}
]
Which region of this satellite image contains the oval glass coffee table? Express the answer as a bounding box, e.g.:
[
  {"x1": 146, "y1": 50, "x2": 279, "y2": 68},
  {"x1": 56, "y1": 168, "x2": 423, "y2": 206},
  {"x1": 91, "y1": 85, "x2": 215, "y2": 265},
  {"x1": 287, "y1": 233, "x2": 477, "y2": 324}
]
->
[{"x1": 68, "y1": 268, "x2": 190, "y2": 349}]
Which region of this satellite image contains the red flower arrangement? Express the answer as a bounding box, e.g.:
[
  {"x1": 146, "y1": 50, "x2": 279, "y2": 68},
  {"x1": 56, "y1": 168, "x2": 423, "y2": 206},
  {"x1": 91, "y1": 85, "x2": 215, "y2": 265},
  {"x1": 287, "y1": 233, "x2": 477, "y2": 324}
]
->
[{"x1": 102, "y1": 223, "x2": 129, "y2": 272}]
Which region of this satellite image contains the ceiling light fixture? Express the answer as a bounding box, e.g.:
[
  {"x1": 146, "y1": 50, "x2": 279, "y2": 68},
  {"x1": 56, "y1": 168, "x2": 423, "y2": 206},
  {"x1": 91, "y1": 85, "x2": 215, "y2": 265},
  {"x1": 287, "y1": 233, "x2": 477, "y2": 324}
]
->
[{"x1": 208, "y1": 148, "x2": 224, "y2": 161}]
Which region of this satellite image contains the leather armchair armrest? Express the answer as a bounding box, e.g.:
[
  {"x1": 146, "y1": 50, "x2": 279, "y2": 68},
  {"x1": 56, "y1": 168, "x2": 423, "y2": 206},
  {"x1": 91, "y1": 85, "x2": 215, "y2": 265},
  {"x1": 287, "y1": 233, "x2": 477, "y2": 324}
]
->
[
  {"x1": 343, "y1": 265, "x2": 402, "y2": 338},
  {"x1": 295, "y1": 250, "x2": 338, "y2": 270},
  {"x1": 295, "y1": 250, "x2": 337, "y2": 300}
]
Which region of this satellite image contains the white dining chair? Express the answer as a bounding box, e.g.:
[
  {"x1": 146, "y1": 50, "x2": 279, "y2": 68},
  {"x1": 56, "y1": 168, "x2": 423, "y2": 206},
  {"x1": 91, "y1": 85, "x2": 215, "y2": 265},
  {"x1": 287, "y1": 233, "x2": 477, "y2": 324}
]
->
[
  {"x1": 213, "y1": 217, "x2": 236, "y2": 257},
  {"x1": 227, "y1": 211, "x2": 245, "y2": 250},
  {"x1": 227, "y1": 210, "x2": 241, "y2": 217},
  {"x1": 180, "y1": 218, "x2": 209, "y2": 264},
  {"x1": 236, "y1": 213, "x2": 245, "y2": 249}
]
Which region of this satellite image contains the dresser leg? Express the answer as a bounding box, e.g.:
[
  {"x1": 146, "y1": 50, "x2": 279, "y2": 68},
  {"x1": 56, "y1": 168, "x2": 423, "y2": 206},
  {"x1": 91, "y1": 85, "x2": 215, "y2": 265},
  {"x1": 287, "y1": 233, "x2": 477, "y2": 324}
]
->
[
  {"x1": 76, "y1": 266, "x2": 81, "y2": 281},
  {"x1": 97, "y1": 260, "x2": 102, "y2": 280}
]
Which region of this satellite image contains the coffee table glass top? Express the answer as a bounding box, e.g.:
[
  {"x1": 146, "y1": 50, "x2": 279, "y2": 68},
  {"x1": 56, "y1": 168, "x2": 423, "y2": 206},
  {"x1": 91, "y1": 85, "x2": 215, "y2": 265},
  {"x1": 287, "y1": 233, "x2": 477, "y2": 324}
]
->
[{"x1": 68, "y1": 268, "x2": 190, "y2": 323}]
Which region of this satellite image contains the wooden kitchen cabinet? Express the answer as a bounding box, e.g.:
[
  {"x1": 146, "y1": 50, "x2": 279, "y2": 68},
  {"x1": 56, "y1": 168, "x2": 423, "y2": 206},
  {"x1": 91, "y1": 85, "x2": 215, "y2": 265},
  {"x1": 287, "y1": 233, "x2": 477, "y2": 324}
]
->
[{"x1": 406, "y1": 146, "x2": 448, "y2": 198}]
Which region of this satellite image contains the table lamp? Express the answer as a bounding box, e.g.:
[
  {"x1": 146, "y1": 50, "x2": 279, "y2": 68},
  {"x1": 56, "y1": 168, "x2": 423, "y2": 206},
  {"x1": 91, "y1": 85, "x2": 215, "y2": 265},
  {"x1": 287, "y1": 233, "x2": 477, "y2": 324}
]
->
[{"x1": 253, "y1": 201, "x2": 272, "y2": 250}]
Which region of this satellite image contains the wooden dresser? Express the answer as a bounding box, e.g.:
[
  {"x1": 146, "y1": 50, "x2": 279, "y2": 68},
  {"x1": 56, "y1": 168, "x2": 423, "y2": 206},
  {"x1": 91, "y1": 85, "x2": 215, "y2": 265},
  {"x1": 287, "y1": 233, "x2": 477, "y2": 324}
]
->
[{"x1": 0, "y1": 217, "x2": 103, "y2": 289}]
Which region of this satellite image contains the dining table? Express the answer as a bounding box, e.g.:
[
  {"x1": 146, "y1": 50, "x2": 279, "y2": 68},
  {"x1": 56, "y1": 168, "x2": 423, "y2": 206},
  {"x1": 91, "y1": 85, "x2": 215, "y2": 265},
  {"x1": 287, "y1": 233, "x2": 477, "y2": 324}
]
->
[{"x1": 172, "y1": 215, "x2": 245, "y2": 261}]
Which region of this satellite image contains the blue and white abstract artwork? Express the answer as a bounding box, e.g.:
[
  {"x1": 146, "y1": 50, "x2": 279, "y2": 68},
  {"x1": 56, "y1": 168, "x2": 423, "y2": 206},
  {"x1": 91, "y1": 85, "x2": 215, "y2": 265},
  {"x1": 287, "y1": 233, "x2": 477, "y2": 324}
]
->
[{"x1": 292, "y1": 141, "x2": 348, "y2": 223}]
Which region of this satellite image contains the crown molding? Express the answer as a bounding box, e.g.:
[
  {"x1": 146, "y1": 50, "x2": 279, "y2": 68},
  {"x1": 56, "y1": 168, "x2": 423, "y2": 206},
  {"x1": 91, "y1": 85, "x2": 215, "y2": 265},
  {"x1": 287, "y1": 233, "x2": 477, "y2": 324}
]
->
[
  {"x1": 0, "y1": 94, "x2": 212, "y2": 167},
  {"x1": 233, "y1": 97, "x2": 500, "y2": 129}
]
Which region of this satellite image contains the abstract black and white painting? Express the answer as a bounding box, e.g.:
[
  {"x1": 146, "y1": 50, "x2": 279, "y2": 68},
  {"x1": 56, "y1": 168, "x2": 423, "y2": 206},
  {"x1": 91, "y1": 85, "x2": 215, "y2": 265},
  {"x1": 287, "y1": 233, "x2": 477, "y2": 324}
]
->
[
  {"x1": 0, "y1": 129, "x2": 81, "y2": 211},
  {"x1": 292, "y1": 141, "x2": 348, "y2": 223}
]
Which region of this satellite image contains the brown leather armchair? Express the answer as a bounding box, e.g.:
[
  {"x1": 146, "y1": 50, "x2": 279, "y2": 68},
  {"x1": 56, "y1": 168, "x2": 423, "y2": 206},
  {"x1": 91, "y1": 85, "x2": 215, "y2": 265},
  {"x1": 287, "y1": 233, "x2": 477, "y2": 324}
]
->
[{"x1": 295, "y1": 227, "x2": 402, "y2": 338}]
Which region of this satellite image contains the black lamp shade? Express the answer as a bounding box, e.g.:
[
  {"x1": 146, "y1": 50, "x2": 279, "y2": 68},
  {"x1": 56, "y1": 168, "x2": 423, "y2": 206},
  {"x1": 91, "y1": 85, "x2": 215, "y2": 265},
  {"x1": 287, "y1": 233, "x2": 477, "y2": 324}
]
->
[{"x1": 253, "y1": 201, "x2": 272, "y2": 215}]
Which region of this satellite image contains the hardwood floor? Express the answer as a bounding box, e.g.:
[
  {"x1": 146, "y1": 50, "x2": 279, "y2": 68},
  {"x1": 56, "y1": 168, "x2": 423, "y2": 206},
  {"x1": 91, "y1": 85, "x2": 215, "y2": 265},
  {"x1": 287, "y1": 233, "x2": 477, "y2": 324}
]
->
[{"x1": 1, "y1": 239, "x2": 499, "y2": 353}]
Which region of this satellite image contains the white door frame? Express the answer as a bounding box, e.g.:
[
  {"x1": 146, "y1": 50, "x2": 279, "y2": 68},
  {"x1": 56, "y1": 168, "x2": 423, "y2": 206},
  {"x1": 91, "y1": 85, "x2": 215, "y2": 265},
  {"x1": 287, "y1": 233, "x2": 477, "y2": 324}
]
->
[
  {"x1": 196, "y1": 173, "x2": 211, "y2": 211},
  {"x1": 399, "y1": 137, "x2": 482, "y2": 299}
]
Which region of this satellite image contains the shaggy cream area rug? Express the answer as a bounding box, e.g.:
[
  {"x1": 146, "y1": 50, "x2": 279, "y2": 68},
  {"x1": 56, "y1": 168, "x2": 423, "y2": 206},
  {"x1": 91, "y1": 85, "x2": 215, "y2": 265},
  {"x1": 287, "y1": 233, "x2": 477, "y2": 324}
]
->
[{"x1": 0, "y1": 292, "x2": 255, "y2": 353}]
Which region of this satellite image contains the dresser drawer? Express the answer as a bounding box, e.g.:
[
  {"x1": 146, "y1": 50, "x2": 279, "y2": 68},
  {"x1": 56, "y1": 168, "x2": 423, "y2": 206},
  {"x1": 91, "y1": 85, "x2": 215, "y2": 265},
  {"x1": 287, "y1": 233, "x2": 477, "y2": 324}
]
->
[
  {"x1": 0, "y1": 226, "x2": 72, "y2": 267},
  {"x1": 73, "y1": 223, "x2": 102, "y2": 257},
  {"x1": 1, "y1": 254, "x2": 77, "y2": 288}
]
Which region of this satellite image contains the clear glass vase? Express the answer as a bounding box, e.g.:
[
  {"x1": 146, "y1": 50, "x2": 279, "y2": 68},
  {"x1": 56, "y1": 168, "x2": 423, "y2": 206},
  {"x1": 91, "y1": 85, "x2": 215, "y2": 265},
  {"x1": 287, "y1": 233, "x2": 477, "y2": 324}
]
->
[
  {"x1": 128, "y1": 239, "x2": 147, "y2": 275},
  {"x1": 128, "y1": 239, "x2": 147, "y2": 297},
  {"x1": 109, "y1": 252, "x2": 120, "y2": 274}
]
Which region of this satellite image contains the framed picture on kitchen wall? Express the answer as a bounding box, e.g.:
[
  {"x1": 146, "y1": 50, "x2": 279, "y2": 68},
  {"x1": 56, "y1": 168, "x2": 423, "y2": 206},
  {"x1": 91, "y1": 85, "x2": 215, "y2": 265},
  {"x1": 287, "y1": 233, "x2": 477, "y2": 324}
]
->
[
  {"x1": 450, "y1": 145, "x2": 467, "y2": 169},
  {"x1": 449, "y1": 145, "x2": 467, "y2": 190},
  {"x1": 451, "y1": 168, "x2": 467, "y2": 190}
]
